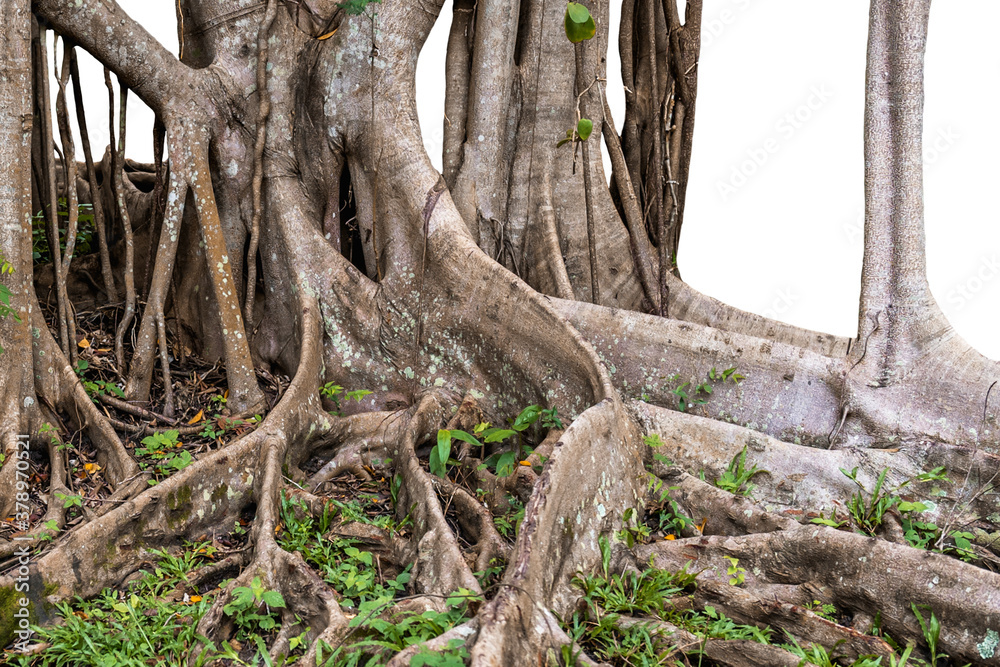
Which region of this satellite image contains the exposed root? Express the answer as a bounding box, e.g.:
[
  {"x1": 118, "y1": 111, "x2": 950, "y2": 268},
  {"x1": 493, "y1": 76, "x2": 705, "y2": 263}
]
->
[
  {"x1": 613, "y1": 613, "x2": 804, "y2": 667},
  {"x1": 469, "y1": 399, "x2": 647, "y2": 663},
  {"x1": 431, "y1": 474, "x2": 510, "y2": 572},
  {"x1": 110, "y1": 79, "x2": 136, "y2": 372},
  {"x1": 638, "y1": 524, "x2": 1000, "y2": 665},
  {"x1": 635, "y1": 400, "x2": 1000, "y2": 540},
  {"x1": 691, "y1": 579, "x2": 894, "y2": 662},
  {"x1": 303, "y1": 410, "x2": 406, "y2": 490},
  {"x1": 392, "y1": 395, "x2": 482, "y2": 596}
]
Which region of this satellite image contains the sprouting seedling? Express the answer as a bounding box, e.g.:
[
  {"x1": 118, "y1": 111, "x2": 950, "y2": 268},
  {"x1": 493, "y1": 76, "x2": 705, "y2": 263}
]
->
[{"x1": 557, "y1": 118, "x2": 594, "y2": 148}]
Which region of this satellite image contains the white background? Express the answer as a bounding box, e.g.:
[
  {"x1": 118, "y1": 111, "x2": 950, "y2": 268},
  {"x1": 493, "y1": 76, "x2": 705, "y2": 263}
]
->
[{"x1": 57, "y1": 1, "x2": 1000, "y2": 359}]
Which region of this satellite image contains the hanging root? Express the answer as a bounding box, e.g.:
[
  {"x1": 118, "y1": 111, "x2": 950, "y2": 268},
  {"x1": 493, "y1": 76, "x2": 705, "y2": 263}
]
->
[
  {"x1": 123, "y1": 155, "x2": 188, "y2": 410},
  {"x1": 110, "y1": 77, "x2": 136, "y2": 372}
]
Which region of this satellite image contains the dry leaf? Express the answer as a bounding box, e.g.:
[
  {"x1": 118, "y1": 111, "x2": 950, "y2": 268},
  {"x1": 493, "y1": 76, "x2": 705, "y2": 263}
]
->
[
  {"x1": 78, "y1": 338, "x2": 91, "y2": 349},
  {"x1": 187, "y1": 409, "x2": 204, "y2": 425},
  {"x1": 83, "y1": 463, "x2": 101, "y2": 475},
  {"x1": 317, "y1": 28, "x2": 338, "y2": 40}
]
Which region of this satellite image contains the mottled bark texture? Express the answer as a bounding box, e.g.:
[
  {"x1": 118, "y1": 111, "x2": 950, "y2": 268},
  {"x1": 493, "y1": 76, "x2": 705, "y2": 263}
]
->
[{"x1": 1, "y1": 0, "x2": 999, "y2": 663}]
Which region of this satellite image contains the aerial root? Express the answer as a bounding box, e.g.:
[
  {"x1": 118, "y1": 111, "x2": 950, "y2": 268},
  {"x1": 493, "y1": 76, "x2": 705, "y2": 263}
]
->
[
  {"x1": 637, "y1": 523, "x2": 1000, "y2": 665},
  {"x1": 123, "y1": 162, "x2": 188, "y2": 409}
]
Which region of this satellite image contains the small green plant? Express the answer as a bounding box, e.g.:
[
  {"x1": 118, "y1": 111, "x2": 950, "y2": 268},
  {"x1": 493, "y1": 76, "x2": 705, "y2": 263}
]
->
[
  {"x1": 842, "y1": 467, "x2": 899, "y2": 535},
  {"x1": 7, "y1": 545, "x2": 222, "y2": 666},
  {"x1": 33, "y1": 518, "x2": 60, "y2": 542},
  {"x1": 715, "y1": 446, "x2": 766, "y2": 497},
  {"x1": 616, "y1": 507, "x2": 652, "y2": 547},
  {"x1": 563, "y1": 611, "x2": 674, "y2": 666},
  {"x1": 666, "y1": 366, "x2": 745, "y2": 413},
  {"x1": 687, "y1": 604, "x2": 773, "y2": 644},
  {"x1": 803, "y1": 600, "x2": 838, "y2": 621},
  {"x1": 222, "y1": 576, "x2": 286, "y2": 635},
  {"x1": 412, "y1": 640, "x2": 470, "y2": 667},
  {"x1": 724, "y1": 556, "x2": 746, "y2": 586},
  {"x1": 134, "y1": 430, "x2": 193, "y2": 478},
  {"x1": 709, "y1": 366, "x2": 746, "y2": 384},
  {"x1": 432, "y1": 404, "x2": 560, "y2": 480},
  {"x1": 540, "y1": 406, "x2": 563, "y2": 429},
  {"x1": 493, "y1": 494, "x2": 525, "y2": 540},
  {"x1": 277, "y1": 493, "x2": 409, "y2": 610},
  {"x1": 839, "y1": 466, "x2": 968, "y2": 559},
  {"x1": 574, "y1": 538, "x2": 697, "y2": 617},
  {"x1": 55, "y1": 492, "x2": 83, "y2": 508},
  {"x1": 320, "y1": 382, "x2": 373, "y2": 416},
  {"x1": 430, "y1": 427, "x2": 478, "y2": 478},
  {"x1": 315, "y1": 589, "x2": 479, "y2": 666},
  {"x1": 647, "y1": 473, "x2": 694, "y2": 537},
  {"x1": 911, "y1": 603, "x2": 948, "y2": 666}
]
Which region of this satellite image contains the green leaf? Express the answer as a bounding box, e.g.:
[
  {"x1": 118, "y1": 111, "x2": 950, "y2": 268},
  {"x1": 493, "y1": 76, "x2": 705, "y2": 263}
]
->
[
  {"x1": 897, "y1": 501, "x2": 928, "y2": 513},
  {"x1": 449, "y1": 429, "x2": 482, "y2": 448},
  {"x1": 495, "y1": 451, "x2": 517, "y2": 477},
  {"x1": 566, "y1": 1, "x2": 589, "y2": 22},
  {"x1": 483, "y1": 428, "x2": 515, "y2": 443},
  {"x1": 345, "y1": 389, "x2": 373, "y2": 402},
  {"x1": 261, "y1": 590, "x2": 286, "y2": 608},
  {"x1": 576, "y1": 118, "x2": 593, "y2": 141},
  {"x1": 430, "y1": 430, "x2": 452, "y2": 478},
  {"x1": 565, "y1": 9, "x2": 596, "y2": 42},
  {"x1": 512, "y1": 404, "x2": 541, "y2": 431}
]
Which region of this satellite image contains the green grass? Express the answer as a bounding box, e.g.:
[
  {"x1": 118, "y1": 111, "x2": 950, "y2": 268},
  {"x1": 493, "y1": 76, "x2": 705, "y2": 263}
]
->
[
  {"x1": 561, "y1": 540, "x2": 959, "y2": 667},
  {"x1": 7, "y1": 543, "x2": 221, "y2": 666}
]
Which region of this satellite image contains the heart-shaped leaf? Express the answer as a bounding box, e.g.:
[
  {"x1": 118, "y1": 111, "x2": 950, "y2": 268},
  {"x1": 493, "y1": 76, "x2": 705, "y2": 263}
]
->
[
  {"x1": 577, "y1": 118, "x2": 594, "y2": 141},
  {"x1": 564, "y1": 2, "x2": 596, "y2": 43}
]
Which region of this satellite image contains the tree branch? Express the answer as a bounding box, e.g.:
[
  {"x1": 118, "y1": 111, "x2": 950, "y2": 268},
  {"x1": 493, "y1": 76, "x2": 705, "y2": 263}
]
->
[{"x1": 33, "y1": 0, "x2": 197, "y2": 115}]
